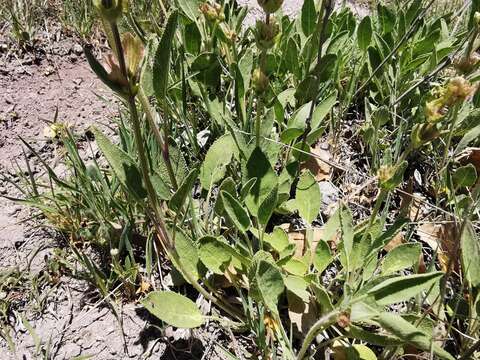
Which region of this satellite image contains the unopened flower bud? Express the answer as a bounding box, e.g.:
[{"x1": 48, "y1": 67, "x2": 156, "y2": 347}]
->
[
  {"x1": 199, "y1": 2, "x2": 224, "y2": 22},
  {"x1": 475, "y1": 12, "x2": 480, "y2": 26},
  {"x1": 378, "y1": 161, "x2": 408, "y2": 190},
  {"x1": 443, "y1": 76, "x2": 473, "y2": 106},
  {"x1": 110, "y1": 248, "x2": 119, "y2": 257},
  {"x1": 252, "y1": 68, "x2": 269, "y2": 94},
  {"x1": 255, "y1": 18, "x2": 280, "y2": 50},
  {"x1": 425, "y1": 99, "x2": 445, "y2": 123},
  {"x1": 257, "y1": 0, "x2": 283, "y2": 14},
  {"x1": 411, "y1": 123, "x2": 440, "y2": 149},
  {"x1": 219, "y1": 24, "x2": 237, "y2": 44},
  {"x1": 454, "y1": 53, "x2": 480, "y2": 74},
  {"x1": 122, "y1": 33, "x2": 144, "y2": 82},
  {"x1": 93, "y1": 0, "x2": 127, "y2": 22}
]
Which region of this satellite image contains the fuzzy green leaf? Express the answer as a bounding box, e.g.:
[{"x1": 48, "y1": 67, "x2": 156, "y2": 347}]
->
[
  {"x1": 264, "y1": 227, "x2": 289, "y2": 252},
  {"x1": 172, "y1": 230, "x2": 201, "y2": 281},
  {"x1": 141, "y1": 291, "x2": 203, "y2": 328},
  {"x1": 92, "y1": 127, "x2": 147, "y2": 201},
  {"x1": 340, "y1": 205, "x2": 354, "y2": 272},
  {"x1": 375, "y1": 313, "x2": 454, "y2": 360},
  {"x1": 310, "y1": 92, "x2": 338, "y2": 130},
  {"x1": 254, "y1": 260, "x2": 284, "y2": 314},
  {"x1": 357, "y1": 16, "x2": 373, "y2": 51},
  {"x1": 198, "y1": 236, "x2": 232, "y2": 274},
  {"x1": 244, "y1": 147, "x2": 278, "y2": 217},
  {"x1": 153, "y1": 11, "x2": 178, "y2": 101},
  {"x1": 221, "y1": 191, "x2": 251, "y2": 234},
  {"x1": 461, "y1": 221, "x2": 480, "y2": 287},
  {"x1": 258, "y1": 185, "x2": 278, "y2": 226},
  {"x1": 381, "y1": 243, "x2": 422, "y2": 275},
  {"x1": 176, "y1": 0, "x2": 200, "y2": 22},
  {"x1": 214, "y1": 177, "x2": 236, "y2": 215},
  {"x1": 314, "y1": 240, "x2": 332, "y2": 274},
  {"x1": 453, "y1": 164, "x2": 477, "y2": 188},
  {"x1": 200, "y1": 134, "x2": 236, "y2": 190},
  {"x1": 169, "y1": 168, "x2": 198, "y2": 212},
  {"x1": 368, "y1": 272, "x2": 443, "y2": 305},
  {"x1": 301, "y1": 0, "x2": 316, "y2": 36},
  {"x1": 296, "y1": 170, "x2": 321, "y2": 224}
]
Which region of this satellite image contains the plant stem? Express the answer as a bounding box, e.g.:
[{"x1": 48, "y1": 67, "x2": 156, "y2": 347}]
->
[
  {"x1": 296, "y1": 310, "x2": 340, "y2": 359},
  {"x1": 138, "y1": 88, "x2": 179, "y2": 190},
  {"x1": 255, "y1": 96, "x2": 263, "y2": 147},
  {"x1": 355, "y1": 0, "x2": 436, "y2": 97},
  {"x1": 295, "y1": 0, "x2": 333, "y2": 178},
  {"x1": 439, "y1": 105, "x2": 460, "y2": 175}
]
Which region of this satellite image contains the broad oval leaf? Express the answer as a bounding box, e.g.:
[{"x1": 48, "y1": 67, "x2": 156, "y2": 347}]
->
[
  {"x1": 214, "y1": 177, "x2": 236, "y2": 215},
  {"x1": 176, "y1": 0, "x2": 200, "y2": 22},
  {"x1": 357, "y1": 16, "x2": 372, "y2": 51},
  {"x1": 200, "y1": 134, "x2": 236, "y2": 190},
  {"x1": 221, "y1": 191, "x2": 251, "y2": 234},
  {"x1": 169, "y1": 168, "x2": 198, "y2": 212},
  {"x1": 453, "y1": 164, "x2": 477, "y2": 188},
  {"x1": 301, "y1": 0, "x2": 316, "y2": 36},
  {"x1": 310, "y1": 92, "x2": 338, "y2": 130},
  {"x1": 172, "y1": 229, "x2": 201, "y2": 281},
  {"x1": 461, "y1": 221, "x2": 480, "y2": 287},
  {"x1": 375, "y1": 313, "x2": 454, "y2": 360},
  {"x1": 296, "y1": 170, "x2": 321, "y2": 224},
  {"x1": 258, "y1": 185, "x2": 278, "y2": 226},
  {"x1": 381, "y1": 243, "x2": 422, "y2": 275},
  {"x1": 141, "y1": 291, "x2": 203, "y2": 328},
  {"x1": 314, "y1": 239, "x2": 332, "y2": 274},
  {"x1": 264, "y1": 227, "x2": 289, "y2": 252},
  {"x1": 254, "y1": 260, "x2": 285, "y2": 314},
  {"x1": 198, "y1": 236, "x2": 232, "y2": 274},
  {"x1": 368, "y1": 272, "x2": 443, "y2": 305},
  {"x1": 244, "y1": 147, "x2": 278, "y2": 217}
]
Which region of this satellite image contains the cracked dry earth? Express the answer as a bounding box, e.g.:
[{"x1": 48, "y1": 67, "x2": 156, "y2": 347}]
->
[
  {"x1": 0, "y1": 27, "x2": 235, "y2": 360},
  {"x1": 0, "y1": 34, "x2": 176, "y2": 359},
  {"x1": 0, "y1": 45, "x2": 229, "y2": 358}
]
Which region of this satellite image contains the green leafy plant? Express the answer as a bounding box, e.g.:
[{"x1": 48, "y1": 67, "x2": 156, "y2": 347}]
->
[{"x1": 8, "y1": 0, "x2": 480, "y2": 358}]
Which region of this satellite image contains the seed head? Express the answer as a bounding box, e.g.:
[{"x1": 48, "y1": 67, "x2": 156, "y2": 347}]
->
[
  {"x1": 255, "y1": 18, "x2": 280, "y2": 50},
  {"x1": 257, "y1": 0, "x2": 283, "y2": 14},
  {"x1": 443, "y1": 76, "x2": 474, "y2": 106},
  {"x1": 199, "y1": 2, "x2": 224, "y2": 22},
  {"x1": 93, "y1": 0, "x2": 127, "y2": 22},
  {"x1": 454, "y1": 53, "x2": 480, "y2": 74}
]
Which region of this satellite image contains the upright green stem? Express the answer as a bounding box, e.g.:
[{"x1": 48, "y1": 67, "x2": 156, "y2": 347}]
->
[
  {"x1": 296, "y1": 310, "x2": 340, "y2": 359},
  {"x1": 110, "y1": 22, "x2": 170, "y2": 249},
  {"x1": 439, "y1": 105, "x2": 460, "y2": 174},
  {"x1": 109, "y1": 21, "x2": 243, "y2": 324},
  {"x1": 255, "y1": 96, "x2": 263, "y2": 147},
  {"x1": 138, "y1": 88, "x2": 179, "y2": 190},
  {"x1": 295, "y1": 0, "x2": 333, "y2": 177}
]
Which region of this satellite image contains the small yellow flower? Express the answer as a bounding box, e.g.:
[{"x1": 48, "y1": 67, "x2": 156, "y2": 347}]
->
[
  {"x1": 136, "y1": 277, "x2": 152, "y2": 294},
  {"x1": 425, "y1": 98, "x2": 446, "y2": 123},
  {"x1": 443, "y1": 76, "x2": 474, "y2": 106},
  {"x1": 43, "y1": 123, "x2": 63, "y2": 139}
]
